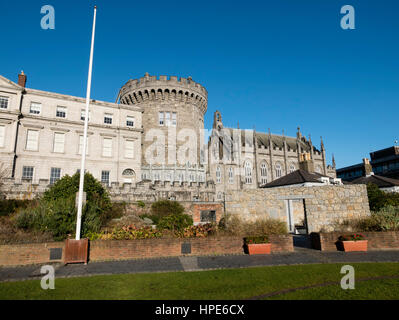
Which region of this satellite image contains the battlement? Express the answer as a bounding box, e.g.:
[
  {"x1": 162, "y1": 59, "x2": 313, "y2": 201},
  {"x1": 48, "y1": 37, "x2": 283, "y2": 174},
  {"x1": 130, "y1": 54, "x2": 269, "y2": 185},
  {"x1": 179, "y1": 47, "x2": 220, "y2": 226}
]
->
[{"x1": 118, "y1": 73, "x2": 208, "y2": 114}]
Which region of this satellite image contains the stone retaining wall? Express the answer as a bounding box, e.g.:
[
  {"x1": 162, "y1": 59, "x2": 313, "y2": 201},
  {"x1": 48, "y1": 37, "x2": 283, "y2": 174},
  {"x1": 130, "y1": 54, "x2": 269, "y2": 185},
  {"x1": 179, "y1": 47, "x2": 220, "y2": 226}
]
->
[{"x1": 226, "y1": 185, "x2": 370, "y2": 233}]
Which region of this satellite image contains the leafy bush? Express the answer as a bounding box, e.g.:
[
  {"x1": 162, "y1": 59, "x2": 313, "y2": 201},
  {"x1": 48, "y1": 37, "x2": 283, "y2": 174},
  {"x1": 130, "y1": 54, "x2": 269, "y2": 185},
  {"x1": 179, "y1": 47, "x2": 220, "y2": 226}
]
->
[
  {"x1": 367, "y1": 183, "x2": 399, "y2": 211},
  {"x1": 181, "y1": 223, "x2": 216, "y2": 238},
  {"x1": 87, "y1": 225, "x2": 163, "y2": 240},
  {"x1": 15, "y1": 172, "x2": 113, "y2": 240},
  {"x1": 244, "y1": 235, "x2": 270, "y2": 244},
  {"x1": 151, "y1": 200, "x2": 184, "y2": 219},
  {"x1": 137, "y1": 200, "x2": 146, "y2": 208},
  {"x1": 157, "y1": 213, "x2": 193, "y2": 233},
  {"x1": 140, "y1": 214, "x2": 159, "y2": 225},
  {"x1": 335, "y1": 206, "x2": 399, "y2": 232},
  {"x1": 221, "y1": 214, "x2": 287, "y2": 236},
  {"x1": 338, "y1": 233, "x2": 366, "y2": 241},
  {"x1": 0, "y1": 199, "x2": 33, "y2": 216}
]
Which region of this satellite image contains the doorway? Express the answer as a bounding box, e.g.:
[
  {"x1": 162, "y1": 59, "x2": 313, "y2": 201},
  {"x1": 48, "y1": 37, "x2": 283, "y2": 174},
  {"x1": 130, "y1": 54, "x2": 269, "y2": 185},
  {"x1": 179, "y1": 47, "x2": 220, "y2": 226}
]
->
[{"x1": 286, "y1": 199, "x2": 308, "y2": 235}]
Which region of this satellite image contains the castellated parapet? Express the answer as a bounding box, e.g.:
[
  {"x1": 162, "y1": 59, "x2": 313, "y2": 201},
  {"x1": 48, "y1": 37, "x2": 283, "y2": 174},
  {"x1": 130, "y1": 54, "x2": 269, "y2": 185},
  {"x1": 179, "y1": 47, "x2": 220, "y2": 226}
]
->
[
  {"x1": 119, "y1": 73, "x2": 208, "y2": 169},
  {"x1": 118, "y1": 73, "x2": 208, "y2": 115}
]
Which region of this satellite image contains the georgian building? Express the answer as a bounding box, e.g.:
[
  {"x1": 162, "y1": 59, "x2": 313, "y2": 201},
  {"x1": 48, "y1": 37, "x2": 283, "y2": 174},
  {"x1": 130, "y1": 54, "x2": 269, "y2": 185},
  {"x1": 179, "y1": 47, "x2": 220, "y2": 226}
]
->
[{"x1": 0, "y1": 71, "x2": 336, "y2": 200}]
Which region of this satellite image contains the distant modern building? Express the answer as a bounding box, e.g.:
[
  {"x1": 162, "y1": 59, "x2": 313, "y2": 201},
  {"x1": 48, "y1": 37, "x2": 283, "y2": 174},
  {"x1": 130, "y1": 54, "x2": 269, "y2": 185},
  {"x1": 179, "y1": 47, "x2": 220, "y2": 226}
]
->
[{"x1": 337, "y1": 146, "x2": 399, "y2": 182}]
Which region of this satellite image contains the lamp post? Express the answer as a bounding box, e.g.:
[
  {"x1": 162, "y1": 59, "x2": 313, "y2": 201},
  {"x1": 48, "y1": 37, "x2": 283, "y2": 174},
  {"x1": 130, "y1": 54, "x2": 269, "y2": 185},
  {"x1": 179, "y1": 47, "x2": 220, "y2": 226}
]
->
[{"x1": 75, "y1": 6, "x2": 97, "y2": 240}]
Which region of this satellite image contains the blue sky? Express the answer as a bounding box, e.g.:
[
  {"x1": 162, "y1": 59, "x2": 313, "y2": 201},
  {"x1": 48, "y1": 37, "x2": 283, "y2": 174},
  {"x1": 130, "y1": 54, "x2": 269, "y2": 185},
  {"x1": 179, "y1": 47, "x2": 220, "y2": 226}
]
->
[{"x1": 0, "y1": 0, "x2": 398, "y2": 168}]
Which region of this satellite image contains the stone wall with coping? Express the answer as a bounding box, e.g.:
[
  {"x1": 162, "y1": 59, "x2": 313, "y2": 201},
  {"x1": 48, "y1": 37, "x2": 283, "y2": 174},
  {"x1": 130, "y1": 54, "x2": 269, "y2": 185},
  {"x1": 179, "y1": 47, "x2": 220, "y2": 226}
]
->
[{"x1": 225, "y1": 185, "x2": 370, "y2": 233}]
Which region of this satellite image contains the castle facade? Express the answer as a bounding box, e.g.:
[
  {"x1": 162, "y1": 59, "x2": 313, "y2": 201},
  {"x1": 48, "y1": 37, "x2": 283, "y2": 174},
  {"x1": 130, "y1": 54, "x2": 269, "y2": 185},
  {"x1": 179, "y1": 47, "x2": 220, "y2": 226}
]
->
[{"x1": 0, "y1": 72, "x2": 335, "y2": 201}]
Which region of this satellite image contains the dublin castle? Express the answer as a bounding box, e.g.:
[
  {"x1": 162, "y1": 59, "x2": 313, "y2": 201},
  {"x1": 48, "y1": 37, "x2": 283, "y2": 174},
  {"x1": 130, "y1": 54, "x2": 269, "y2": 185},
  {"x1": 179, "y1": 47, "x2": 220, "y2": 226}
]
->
[{"x1": 0, "y1": 72, "x2": 336, "y2": 201}]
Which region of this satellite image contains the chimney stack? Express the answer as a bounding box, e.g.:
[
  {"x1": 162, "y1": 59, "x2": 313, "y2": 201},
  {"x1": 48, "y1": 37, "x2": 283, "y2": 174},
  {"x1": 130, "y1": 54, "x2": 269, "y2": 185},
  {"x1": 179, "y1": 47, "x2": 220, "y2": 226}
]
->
[
  {"x1": 18, "y1": 71, "x2": 27, "y2": 88},
  {"x1": 299, "y1": 152, "x2": 315, "y2": 173},
  {"x1": 363, "y1": 158, "x2": 373, "y2": 176}
]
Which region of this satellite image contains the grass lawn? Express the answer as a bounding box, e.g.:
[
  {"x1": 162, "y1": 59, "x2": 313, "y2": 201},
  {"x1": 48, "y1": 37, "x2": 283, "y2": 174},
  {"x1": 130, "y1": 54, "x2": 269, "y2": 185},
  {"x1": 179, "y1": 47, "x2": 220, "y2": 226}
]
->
[{"x1": 0, "y1": 262, "x2": 398, "y2": 300}]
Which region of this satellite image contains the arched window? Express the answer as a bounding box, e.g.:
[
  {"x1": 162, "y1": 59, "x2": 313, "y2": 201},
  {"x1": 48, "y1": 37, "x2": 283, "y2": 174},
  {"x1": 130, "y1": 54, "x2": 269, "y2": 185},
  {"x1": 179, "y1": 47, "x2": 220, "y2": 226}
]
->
[
  {"x1": 122, "y1": 168, "x2": 135, "y2": 183},
  {"x1": 228, "y1": 167, "x2": 234, "y2": 184},
  {"x1": 260, "y1": 162, "x2": 268, "y2": 185},
  {"x1": 216, "y1": 166, "x2": 221, "y2": 184},
  {"x1": 289, "y1": 164, "x2": 296, "y2": 173},
  {"x1": 217, "y1": 192, "x2": 223, "y2": 201},
  {"x1": 244, "y1": 161, "x2": 252, "y2": 184},
  {"x1": 275, "y1": 163, "x2": 282, "y2": 178}
]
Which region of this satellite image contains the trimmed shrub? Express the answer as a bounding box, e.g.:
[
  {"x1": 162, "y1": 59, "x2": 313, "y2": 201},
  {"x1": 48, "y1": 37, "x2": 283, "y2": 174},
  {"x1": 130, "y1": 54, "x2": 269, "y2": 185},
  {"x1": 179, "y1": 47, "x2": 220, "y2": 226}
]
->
[
  {"x1": 151, "y1": 200, "x2": 184, "y2": 219},
  {"x1": 157, "y1": 213, "x2": 193, "y2": 233}
]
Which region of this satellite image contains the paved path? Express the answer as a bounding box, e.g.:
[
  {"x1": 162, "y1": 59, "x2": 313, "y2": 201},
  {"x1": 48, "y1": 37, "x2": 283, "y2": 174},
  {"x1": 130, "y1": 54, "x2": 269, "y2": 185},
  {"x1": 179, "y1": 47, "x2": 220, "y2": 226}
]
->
[{"x1": 1, "y1": 249, "x2": 399, "y2": 283}]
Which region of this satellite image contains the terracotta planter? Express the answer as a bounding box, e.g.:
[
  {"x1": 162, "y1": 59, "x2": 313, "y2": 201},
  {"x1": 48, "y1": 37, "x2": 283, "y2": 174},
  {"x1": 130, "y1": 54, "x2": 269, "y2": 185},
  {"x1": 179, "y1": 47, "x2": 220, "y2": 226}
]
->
[
  {"x1": 340, "y1": 240, "x2": 368, "y2": 252},
  {"x1": 247, "y1": 243, "x2": 271, "y2": 255}
]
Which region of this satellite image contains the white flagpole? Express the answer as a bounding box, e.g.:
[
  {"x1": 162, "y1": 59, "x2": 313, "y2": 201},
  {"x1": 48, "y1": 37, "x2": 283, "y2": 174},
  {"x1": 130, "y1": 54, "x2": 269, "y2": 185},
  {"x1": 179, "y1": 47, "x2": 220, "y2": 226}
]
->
[{"x1": 76, "y1": 6, "x2": 97, "y2": 240}]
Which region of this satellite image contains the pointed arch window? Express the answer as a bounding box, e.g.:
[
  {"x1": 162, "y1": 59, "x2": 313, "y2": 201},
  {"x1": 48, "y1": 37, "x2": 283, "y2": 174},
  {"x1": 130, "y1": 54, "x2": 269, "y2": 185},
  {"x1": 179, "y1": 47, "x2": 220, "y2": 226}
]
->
[
  {"x1": 260, "y1": 162, "x2": 268, "y2": 185},
  {"x1": 244, "y1": 161, "x2": 252, "y2": 184},
  {"x1": 275, "y1": 163, "x2": 282, "y2": 178},
  {"x1": 216, "y1": 166, "x2": 221, "y2": 184},
  {"x1": 228, "y1": 167, "x2": 234, "y2": 184}
]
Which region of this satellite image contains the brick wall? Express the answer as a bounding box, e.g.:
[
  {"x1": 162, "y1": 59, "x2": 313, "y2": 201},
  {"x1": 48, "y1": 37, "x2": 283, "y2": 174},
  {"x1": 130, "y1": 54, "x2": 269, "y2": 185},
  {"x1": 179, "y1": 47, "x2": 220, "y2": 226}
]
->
[
  {"x1": 310, "y1": 231, "x2": 399, "y2": 251},
  {"x1": 0, "y1": 235, "x2": 293, "y2": 266},
  {"x1": 0, "y1": 242, "x2": 65, "y2": 266}
]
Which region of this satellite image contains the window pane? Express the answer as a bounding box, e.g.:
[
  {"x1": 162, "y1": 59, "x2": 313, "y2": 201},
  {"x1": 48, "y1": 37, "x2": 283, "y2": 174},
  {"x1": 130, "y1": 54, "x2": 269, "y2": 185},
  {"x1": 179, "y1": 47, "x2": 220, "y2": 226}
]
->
[
  {"x1": 0, "y1": 126, "x2": 5, "y2": 147},
  {"x1": 53, "y1": 133, "x2": 65, "y2": 153},
  {"x1": 125, "y1": 140, "x2": 134, "y2": 158},
  {"x1": 30, "y1": 102, "x2": 41, "y2": 114},
  {"x1": 159, "y1": 112, "x2": 164, "y2": 126},
  {"x1": 22, "y1": 166, "x2": 34, "y2": 180},
  {"x1": 104, "y1": 114, "x2": 113, "y2": 124},
  {"x1": 50, "y1": 168, "x2": 61, "y2": 184},
  {"x1": 78, "y1": 135, "x2": 89, "y2": 155},
  {"x1": 102, "y1": 138, "x2": 112, "y2": 157},
  {"x1": 101, "y1": 170, "x2": 110, "y2": 185},
  {"x1": 0, "y1": 97, "x2": 9, "y2": 109},
  {"x1": 26, "y1": 130, "x2": 39, "y2": 151},
  {"x1": 56, "y1": 106, "x2": 66, "y2": 118},
  {"x1": 126, "y1": 116, "x2": 134, "y2": 127}
]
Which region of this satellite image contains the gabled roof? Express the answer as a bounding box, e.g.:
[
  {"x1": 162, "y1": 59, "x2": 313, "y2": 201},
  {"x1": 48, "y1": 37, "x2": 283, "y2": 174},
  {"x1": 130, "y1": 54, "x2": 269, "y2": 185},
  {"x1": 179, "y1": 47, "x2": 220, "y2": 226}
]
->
[
  {"x1": 351, "y1": 174, "x2": 399, "y2": 188},
  {"x1": 0, "y1": 74, "x2": 23, "y2": 90},
  {"x1": 261, "y1": 169, "x2": 326, "y2": 188}
]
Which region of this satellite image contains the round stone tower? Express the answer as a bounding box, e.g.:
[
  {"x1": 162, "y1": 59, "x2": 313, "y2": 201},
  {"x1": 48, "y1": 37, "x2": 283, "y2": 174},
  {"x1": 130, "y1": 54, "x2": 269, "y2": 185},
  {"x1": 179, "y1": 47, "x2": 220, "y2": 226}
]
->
[{"x1": 118, "y1": 73, "x2": 208, "y2": 183}]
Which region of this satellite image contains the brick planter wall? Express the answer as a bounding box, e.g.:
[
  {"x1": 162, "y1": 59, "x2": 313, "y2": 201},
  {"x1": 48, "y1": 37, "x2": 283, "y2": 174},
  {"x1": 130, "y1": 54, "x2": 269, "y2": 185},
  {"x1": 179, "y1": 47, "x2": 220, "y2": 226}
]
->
[
  {"x1": 0, "y1": 235, "x2": 293, "y2": 267},
  {"x1": 0, "y1": 242, "x2": 65, "y2": 267},
  {"x1": 310, "y1": 231, "x2": 399, "y2": 251}
]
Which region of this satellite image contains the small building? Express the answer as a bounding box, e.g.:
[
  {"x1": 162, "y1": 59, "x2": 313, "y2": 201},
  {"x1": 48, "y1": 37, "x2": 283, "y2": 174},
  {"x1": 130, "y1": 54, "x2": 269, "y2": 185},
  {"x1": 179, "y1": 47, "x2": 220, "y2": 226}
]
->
[
  {"x1": 351, "y1": 174, "x2": 399, "y2": 193},
  {"x1": 261, "y1": 169, "x2": 342, "y2": 189}
]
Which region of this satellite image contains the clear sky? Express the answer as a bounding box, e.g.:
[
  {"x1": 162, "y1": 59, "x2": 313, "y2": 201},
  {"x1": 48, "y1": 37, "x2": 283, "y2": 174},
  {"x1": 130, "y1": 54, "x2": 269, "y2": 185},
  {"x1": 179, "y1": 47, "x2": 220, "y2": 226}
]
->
[{"x1": 0, "y1": 0, "x2": 398, "y2": 168}]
